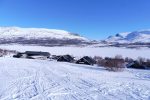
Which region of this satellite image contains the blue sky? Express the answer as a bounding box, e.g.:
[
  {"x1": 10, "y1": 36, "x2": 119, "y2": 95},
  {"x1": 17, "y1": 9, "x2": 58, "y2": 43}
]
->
[{"x1": 0, "y1": 0, "x2": 150, "y2": 40}]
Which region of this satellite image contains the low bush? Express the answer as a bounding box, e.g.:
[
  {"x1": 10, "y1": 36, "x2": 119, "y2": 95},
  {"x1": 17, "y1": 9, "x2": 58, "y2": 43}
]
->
[
  {"x1": 0, "y1": 48, "x2": 16, "y2": 57},
  {"x1": 125, "y1": 57, "x2": 134, "y2": 63},
  {"x1": 96, "y1": 55, "x2": 125, "y2": 72},
  {"x1": 104, "y1": 58, "x2": 125, "y2": 72}
]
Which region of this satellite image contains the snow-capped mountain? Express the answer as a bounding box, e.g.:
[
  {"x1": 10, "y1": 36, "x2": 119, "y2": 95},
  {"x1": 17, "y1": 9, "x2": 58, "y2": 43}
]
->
[
  {"x1": 106, "y1": 30, "x2": 150, "y2": 43},
  {"x1": 0, "y1": 27, "x2": 88, "y2": 45},
  {"x1": 0, "y1": 27, "x2": 87, "y2": 40}
]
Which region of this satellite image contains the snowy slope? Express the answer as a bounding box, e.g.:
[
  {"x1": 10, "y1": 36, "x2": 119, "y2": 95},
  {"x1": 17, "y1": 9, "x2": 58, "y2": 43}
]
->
[
  {"x1": 106, "y1": 30, "x2": 150, "y2": 43},
  {"x1": 0, "y1": 57, "x2": 149, "y2": 100},
  {"x1": 0, "y1": 27, "x2": 88, "y2": 44}
]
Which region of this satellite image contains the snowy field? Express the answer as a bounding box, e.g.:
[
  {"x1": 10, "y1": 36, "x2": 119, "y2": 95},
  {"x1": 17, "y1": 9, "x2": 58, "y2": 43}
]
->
[
  {"x1": 0, "y1": 57, "x2": 150, "y2": 100},
  {"x1": 0, "y1": 45, "x2": 150, "y2": 59}
]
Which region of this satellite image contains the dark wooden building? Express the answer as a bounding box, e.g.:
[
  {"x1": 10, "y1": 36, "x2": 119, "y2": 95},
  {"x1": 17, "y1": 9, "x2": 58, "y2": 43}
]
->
[
  {"x1": 76, "y1": 56, "x2": 96, "y2": 65},
  {"x1": 127, "y1": 61, "x2": 147, "y2": 69},
  {"x1": 13, "y1": 52, "x2": 25, "y2": 58},
  {"x1": 25, "y1": 51, "x2": 50, "y2": 57},
  {"x1": 57, "y1": 55, "x2": 74, "y2": 62},
  {"x1": 51, "y1": 55, "x2": 61, "y2": 60},
  {"x1": 13, "y1": 51, "x2": 50, "y2": 59}
]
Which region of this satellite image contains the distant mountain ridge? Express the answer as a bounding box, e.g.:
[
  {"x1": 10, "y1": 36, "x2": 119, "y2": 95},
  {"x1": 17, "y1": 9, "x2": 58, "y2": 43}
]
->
[
  {"x1": 0, "y1": 27, "x2": 88, "y2": 46},
  {"x1": 105, "y1": 30, "x2": 150, "y2": 43},
  {"x1": 1, "y1": 27, "x2": 150, "y2": 46}
]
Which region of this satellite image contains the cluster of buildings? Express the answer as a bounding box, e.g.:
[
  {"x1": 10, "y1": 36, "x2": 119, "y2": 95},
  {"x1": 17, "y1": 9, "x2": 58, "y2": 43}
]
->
[
  {"x1": 13, "y1": 51, "x2": 150, "y2": 69},
  {"x1": 13, "y1": 51, "x2": 96, "y2": 65}
]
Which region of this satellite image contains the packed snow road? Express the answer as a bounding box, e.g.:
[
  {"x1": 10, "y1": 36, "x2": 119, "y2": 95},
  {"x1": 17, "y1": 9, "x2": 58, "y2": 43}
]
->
[{"x1": 0, "y1": 57, "x2": 150, "y2": 100}]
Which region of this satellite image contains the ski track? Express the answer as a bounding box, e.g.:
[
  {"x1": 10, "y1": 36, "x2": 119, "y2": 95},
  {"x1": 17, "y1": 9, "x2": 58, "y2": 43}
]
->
[{"x1": 0, "y1": 58, "x2": 150, "y2": 100}]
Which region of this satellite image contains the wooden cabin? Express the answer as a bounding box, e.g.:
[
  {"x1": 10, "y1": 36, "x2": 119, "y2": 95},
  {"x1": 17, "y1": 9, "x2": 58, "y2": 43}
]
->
[
  {"x1": 57, "y1": 55, "x2": 74, "y2": 62},
  {"x1": 13, "y1": 52, "x2": 26, "y2": 58},
  {"x1": 76, "y1": 56, "x2": 96, "y2": 65},
  {"x1": 51, "y1": 55, "x2": 61, "y2": 60},
  {"x1": 25, "y1": 51, "x2": 50, "y2": 59},
  {"x1": 13, "y1": 51, "x2": 50, "y2": 60},
  {"x1": 127, "y1": 61, "x2": 146, "y2": 69}
]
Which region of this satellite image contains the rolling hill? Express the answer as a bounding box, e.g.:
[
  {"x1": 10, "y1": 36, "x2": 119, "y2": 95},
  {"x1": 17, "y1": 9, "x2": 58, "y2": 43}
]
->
[{"x1": 0, "y1": 27, "x2": 88, "y2": 46}]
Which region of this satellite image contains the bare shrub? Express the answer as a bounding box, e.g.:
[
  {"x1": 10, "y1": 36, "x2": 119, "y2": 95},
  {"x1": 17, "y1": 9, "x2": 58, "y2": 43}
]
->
[
  {"x1": 93, "y1": 56, "x2": 103, "y2": 64},
  {"x1": 93, "y1": 56, "x2": 103, "y2": 61},
  {"x1": 96, "y1": 55, "x2": 125, "y2": 72},
  {"x1": 125, "y1": 57, "x2": 134, "y2": 63},
  {"x1": 137, "y1": 57, "x2": 145, "y2": 65},
  {"x1": 147, "y1": 59, "x2": 150, "y2": 64},
  {"x1": 97, "y1": 59, "x2": 106, "y2": 66},
  {"x1": 146, "y1": 59, "x2": 150, "y2": 68},
  {"x1": 0, "y1": 49, "x2": 3, "y2": 57},
  {"x1": 0, "y1": 48, "x2": 17, "y2": 57},
  {"x1": 94, "y1": 56, "x2": 107, "y2": 67},
  {"x1": 115, "y1": 55, "x2": 123, "y2": 59},
  {"x1": 147, "y1": 59, "x2": 150, "y2": 62},
  {"x1": 104, "y1": 58, "x2": 125, "y2": 72}
]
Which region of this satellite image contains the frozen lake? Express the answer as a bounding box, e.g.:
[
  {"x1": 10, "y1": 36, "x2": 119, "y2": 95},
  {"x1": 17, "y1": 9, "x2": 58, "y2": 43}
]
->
[{"x1": 0, "y1": 44, "x2": 150, "y2": 59}]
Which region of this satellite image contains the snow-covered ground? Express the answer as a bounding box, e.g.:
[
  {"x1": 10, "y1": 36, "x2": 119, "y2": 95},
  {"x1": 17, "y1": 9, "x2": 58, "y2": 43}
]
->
[
  {"x1": 0, "y1": 57, "x2": 150, "y2": 100},
  {"x1": 0, "y1": 45, "x2": 150, "y2": 59}
]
